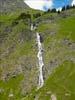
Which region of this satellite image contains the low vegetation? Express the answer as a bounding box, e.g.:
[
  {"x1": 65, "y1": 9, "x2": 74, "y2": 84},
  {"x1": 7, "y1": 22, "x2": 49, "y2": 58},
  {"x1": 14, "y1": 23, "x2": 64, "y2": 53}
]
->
[{"x1": 0, "y1": 6, "x2": 75, "y2": 100}]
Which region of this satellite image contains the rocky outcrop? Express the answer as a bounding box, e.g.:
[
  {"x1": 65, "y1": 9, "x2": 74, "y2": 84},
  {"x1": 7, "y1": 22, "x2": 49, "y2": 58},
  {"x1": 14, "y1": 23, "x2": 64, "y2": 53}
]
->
[{"x1": 0, "y1": 0, "x2": 29, "y2": 13}]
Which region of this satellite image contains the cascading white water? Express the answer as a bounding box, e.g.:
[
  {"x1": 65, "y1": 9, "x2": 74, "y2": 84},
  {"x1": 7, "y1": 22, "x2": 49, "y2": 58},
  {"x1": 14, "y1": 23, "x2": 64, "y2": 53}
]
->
[
  {"x1": 31, "y1": 23, "x2": 34, "y2": 31},
  {"x1": 36, "y1": 32, "x2": 44, "y2": 88},
  {"x1": 30, "y1": 24, "x2": 44, "y2": 88},
  {"x1": 30, "y1": 23, "x2": 36, "y2": 31}
]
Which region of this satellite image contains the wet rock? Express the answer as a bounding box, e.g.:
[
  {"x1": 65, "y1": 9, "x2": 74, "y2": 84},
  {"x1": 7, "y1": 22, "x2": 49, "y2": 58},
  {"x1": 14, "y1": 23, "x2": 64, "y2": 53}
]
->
[{"x1": 40, "y1": 35, "x2": 43, "y2": 43}]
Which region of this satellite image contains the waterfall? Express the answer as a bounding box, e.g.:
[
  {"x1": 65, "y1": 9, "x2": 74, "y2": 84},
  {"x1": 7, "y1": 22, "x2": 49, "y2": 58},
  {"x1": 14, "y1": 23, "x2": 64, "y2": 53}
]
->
[
  {"x1": 31, "y1": 23, "x2": 34, "y2": 31},
  {"x1": 30, "y1": 24, "x2": 44, "y2": 88},
  {"x1": 36, "y1": 32, "x2": 44, "y2": 88},
  {"x1": 30, "y1": 23, "x2": 36, "y2": 31}
]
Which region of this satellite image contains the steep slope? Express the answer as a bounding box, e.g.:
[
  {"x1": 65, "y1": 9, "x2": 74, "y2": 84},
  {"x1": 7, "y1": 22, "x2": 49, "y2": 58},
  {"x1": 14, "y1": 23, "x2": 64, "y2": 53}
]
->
[
  {"x1": 35, "y1": 8, "x2": 75, "y2": 80},
  {"x1": 0, "y1": 11, "x2": 38, "y2": 99},
  {"x1": 0, "y1": 8, "x2": 75, "y2": 100},
  {"x1": 23, "y1": 9, "x2": 75, "y2": 100},
  {"x1": 26, "y1": 61, "x2": 75, "y2": 100}
]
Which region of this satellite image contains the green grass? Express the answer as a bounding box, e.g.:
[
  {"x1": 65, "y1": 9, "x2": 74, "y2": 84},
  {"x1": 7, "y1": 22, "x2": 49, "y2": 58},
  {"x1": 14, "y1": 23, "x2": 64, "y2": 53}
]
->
[
  {"x1": 42, "y1": 61, "x2": 75, "y2": 100},
  {"x1": 57, "y1": 16, "x2": 75, "y2": 40},
  {"x1": 0, "y1": 8, "x2": 75, "y2": 100},
  {"x1": 25, "y1": 61, "x2": 75, "y2": 100},
  {"x1": 37, "y1": 12, "x2": 75, "y2": 40},
  {"x1": 22, "y1": 9, "x2": 75, "y2": 100},
  {"x1": 37, "y1": 11, "x2": 75, "y2": 65},
  {"x1": 0, "y1": 74, "x2": 24, "y2": 100}
]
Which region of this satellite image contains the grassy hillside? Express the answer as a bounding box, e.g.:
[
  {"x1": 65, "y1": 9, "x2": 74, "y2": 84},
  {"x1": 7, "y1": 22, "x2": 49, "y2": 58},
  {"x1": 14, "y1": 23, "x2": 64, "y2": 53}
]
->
[
  {"x1": 23, "y1": 9, "x2": 75, "y2": 100},
  {"x1": 0, "y1": 8, "x2": 75, "y2": 99},
  {"x1": 36, "y1": 9, "x2": 75, "y2": 79},
  {"x1": 25, "y1": 61, "x2": 75, "y2": 100},
  {"x1": 0, "y1": 10, "x2": 38, "y2": 99}
]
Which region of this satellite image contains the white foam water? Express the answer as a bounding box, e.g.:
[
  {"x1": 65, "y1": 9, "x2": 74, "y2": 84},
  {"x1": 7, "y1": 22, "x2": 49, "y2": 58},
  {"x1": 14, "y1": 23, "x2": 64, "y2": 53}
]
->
[
  {"x1": 30, "y1": 24, "x2": 44, "y2": 89},
  {"x1": 36, "y1": 32, "x2": 44, "y2": 88}
]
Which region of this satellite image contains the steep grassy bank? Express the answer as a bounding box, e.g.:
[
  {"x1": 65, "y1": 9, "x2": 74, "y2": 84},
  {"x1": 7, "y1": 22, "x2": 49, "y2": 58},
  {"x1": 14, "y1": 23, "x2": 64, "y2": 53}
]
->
[
  {"x1": 26, "y1": 61, "x2": 75, "y2": 100},
  {"x1": 0, "y1": 8, "x2": 75, "y2": 99},
  {"x1": 0, "y1": 11, "x2": 38, "y2": 99},
  {"x1": 23, "y1": 9, "x2": 75, "y2": 100},
  {"x1": 37, "y1": 9, "x2": 75, "y2": 79}
]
